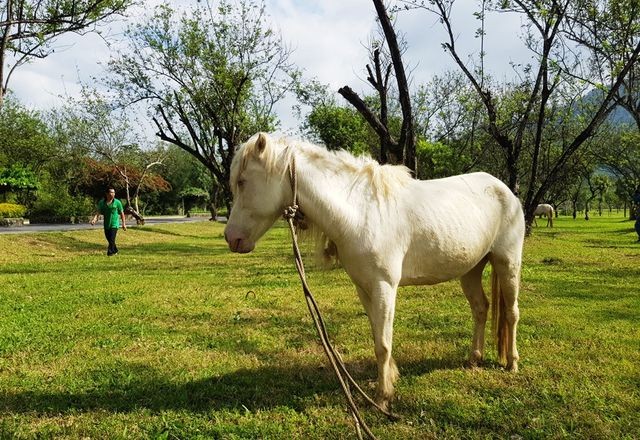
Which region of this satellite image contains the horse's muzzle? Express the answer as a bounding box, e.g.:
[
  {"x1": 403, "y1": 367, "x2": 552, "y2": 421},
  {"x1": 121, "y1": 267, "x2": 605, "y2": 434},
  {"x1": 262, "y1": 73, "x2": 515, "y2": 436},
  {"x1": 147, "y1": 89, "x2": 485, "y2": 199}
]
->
[{"x1": 224, "y1": 226, "x2": 255, "y2": 253}]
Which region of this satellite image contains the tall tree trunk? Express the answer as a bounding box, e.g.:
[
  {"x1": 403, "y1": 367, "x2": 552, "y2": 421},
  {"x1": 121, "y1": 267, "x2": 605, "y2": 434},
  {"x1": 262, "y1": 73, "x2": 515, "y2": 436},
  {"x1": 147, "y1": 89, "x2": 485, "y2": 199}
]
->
[
  {"x1": 208, "y1": 177, "x2": 221, "y2": 221},
  {"x1": 372, "y1": 0, "x2": 416, "y2": 173},
  {"x1": 0, "y1": 0, "x2": 12, "y2": 111},
  {"x1": 366, "y1": 48, "x2": 392, "y2": 163}
]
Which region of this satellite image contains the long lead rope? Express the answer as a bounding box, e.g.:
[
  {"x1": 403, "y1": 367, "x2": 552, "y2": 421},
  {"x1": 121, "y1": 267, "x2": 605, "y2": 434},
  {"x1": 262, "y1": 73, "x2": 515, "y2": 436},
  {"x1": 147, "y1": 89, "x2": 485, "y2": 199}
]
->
[{"x1": 282, "y1": 157, "x2": 399, "y2": 440}]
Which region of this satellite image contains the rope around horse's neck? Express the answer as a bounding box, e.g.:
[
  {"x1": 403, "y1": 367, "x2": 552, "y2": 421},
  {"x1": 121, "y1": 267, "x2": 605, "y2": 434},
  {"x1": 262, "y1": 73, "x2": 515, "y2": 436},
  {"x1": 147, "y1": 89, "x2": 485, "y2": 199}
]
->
[{"x1": 282, "y1": 156, "x2": 399, "y2": 440}]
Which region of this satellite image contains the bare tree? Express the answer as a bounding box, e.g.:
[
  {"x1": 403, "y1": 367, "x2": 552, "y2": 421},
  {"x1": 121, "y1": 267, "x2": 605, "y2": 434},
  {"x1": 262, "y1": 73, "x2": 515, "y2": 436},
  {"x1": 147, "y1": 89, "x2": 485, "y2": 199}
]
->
[
  {"x1": 339, "y1": 0, "x2": 416, "y2": 172},
  {"x1": 400, "y1": 0, "x2": 640, "y2": 232},
  {"x1": 367, "y1": 44, "x2": 393, "y2": 163},
  {"x1": 95, "y1": 145, "x2": 165, "y2": 224},
  {"x1": 0, "y1": 0, "x2": 134, "y2": 109},
  {"x1": 56, "y1": 88, "x2": 165, "y2": 223},
  {"x1": 564, "y1": 0, "x2": 640, "y2": 129}
]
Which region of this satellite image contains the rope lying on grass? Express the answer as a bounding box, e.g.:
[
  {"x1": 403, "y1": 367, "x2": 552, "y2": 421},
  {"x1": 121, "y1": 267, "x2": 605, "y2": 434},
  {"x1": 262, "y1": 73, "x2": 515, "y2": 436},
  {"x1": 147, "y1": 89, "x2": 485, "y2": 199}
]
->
[{"x1": 282, "y1": 156, "x2": 399, "y2": 440}]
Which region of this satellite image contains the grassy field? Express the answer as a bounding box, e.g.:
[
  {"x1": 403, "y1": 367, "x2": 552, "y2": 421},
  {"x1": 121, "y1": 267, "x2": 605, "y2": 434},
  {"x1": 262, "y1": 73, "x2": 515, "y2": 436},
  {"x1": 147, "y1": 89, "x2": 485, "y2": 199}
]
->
[{"x1": 0, "y1": 214, "x2": 638, "y2": 439}]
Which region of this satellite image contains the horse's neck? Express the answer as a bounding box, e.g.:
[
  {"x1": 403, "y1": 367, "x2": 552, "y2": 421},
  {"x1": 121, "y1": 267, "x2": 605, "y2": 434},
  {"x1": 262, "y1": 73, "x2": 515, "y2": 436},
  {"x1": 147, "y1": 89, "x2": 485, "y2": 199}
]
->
[{"x1": 294, "y1": 156, "x2": 361, "y2": 241}]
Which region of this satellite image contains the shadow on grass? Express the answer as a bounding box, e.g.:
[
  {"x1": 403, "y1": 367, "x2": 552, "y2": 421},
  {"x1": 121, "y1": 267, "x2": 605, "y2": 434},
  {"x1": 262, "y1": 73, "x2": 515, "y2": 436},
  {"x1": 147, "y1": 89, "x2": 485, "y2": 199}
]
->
[
  {"x1": 126, "y1": 242, "x2": 225, "y2": 256},
  {"x1": 584, "y1": 241, "x2": 639, "y2": 249},
  {"x1": 0, "y1": 248, "x2": 228, "y2": 275},
  {"x1": 35, "y1": 234, "x2": 99, "y2": 252},
  {"x1": 0, "y1": 353, "x2": 466, "y2": 416},
  {"x1": 132, "y1": 226, "x2": 216, "y2": 240},
  {"x1": 596, "y1": 307, "x2": 639, "y2": 322},
  {"x1": 1, "y1": 364, "x2": 334, "y2": 415}
]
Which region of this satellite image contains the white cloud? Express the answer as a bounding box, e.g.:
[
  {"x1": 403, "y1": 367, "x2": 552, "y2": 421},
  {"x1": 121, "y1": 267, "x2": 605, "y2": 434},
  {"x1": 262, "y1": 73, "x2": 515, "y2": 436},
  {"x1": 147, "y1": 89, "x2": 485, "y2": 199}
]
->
[
  {"x1": 7, "y1": 0, "x2": 529, "y2": 135},
  {"x1": 268, "y1": 0, "x2": 374, "y2": 89},
  {"x1": 7, "y1": 23, "x2": 118, "y2": 106}
]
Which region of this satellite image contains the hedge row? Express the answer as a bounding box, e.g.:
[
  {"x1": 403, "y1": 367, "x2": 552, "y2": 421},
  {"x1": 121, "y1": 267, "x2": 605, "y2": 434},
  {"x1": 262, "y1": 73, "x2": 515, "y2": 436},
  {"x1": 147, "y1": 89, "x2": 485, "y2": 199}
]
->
[{"x1": 0, "y1": 203, "x2": 26, "y2": 218}]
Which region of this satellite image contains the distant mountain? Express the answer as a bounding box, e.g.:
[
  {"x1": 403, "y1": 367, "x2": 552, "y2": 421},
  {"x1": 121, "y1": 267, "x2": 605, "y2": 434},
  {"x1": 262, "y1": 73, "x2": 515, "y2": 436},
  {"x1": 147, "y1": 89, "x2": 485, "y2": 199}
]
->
[
  {"x1": 583, "y1": 87, "x2": 636, "y2": 126},
  {"x1": 608, "y1": 104, "x2": 635, "y2": 125}
]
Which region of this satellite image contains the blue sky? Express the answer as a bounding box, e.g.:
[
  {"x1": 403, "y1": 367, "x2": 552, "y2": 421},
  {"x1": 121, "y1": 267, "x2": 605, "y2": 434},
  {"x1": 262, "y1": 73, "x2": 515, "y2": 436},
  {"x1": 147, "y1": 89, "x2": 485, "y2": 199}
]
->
[{"x1": 8, "y1": 0, "x2": 527, "y2": 136}]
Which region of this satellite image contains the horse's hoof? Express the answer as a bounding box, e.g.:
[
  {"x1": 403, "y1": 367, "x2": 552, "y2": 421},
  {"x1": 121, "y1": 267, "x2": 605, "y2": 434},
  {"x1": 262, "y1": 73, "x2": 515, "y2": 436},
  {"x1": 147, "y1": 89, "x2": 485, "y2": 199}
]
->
[
  {"x1": 375, "y1": 394, "x2": 392, "y2": 413},
  {"x1": 467, "y1": 350, "x2": 483, "y2": 368},
  {"x1": 466, "y1": 359, "x2": 482, "y2": 369},
  {"x1": 506, "y1": 361, "x2": 518, "y2": 372}
]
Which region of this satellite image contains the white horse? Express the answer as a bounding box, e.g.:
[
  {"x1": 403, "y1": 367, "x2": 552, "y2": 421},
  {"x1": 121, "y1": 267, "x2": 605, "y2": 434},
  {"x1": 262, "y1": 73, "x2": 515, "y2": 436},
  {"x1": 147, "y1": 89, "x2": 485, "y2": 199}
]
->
[
  {"x1": 534, "y1": 203, "x2": 554, "y2": 227},
  {"x1": 224, "y1": 133, "x2": 525, "y2": 410}
]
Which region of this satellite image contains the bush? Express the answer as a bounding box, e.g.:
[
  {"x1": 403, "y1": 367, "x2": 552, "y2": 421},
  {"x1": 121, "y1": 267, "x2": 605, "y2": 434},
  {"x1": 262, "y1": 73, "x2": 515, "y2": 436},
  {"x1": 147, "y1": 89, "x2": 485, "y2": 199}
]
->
[
  {"x1": 28, "y1": 191, "x2": 94, "y2": 222},
  {"x1": 0, "y1": 202, "x2": 27, "y2": 218}
]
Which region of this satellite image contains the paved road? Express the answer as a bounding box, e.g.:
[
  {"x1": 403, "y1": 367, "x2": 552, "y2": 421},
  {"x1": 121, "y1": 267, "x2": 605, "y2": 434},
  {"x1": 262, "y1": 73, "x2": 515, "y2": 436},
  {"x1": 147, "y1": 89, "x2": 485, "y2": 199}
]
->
[{"x1": 0, "y1": 216, "x2": 225, "y2": 234}]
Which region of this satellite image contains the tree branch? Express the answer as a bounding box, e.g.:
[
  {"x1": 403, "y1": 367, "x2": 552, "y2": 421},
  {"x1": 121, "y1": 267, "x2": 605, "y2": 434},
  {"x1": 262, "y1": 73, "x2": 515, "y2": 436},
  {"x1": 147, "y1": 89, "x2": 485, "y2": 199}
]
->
[{"x1": 338, "y1": 85, "x2": 393, "y2": 143}]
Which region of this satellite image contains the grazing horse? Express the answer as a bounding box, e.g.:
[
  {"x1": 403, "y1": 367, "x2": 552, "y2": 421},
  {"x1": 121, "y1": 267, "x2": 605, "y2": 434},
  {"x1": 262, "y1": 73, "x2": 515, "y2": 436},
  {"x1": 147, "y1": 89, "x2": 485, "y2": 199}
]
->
[
  {"x1": 534, "y1": 203, "x2": 554, "y2": 227},
  {"x1": 224, "y1": 133, "x2": 525, "y2": 410}
]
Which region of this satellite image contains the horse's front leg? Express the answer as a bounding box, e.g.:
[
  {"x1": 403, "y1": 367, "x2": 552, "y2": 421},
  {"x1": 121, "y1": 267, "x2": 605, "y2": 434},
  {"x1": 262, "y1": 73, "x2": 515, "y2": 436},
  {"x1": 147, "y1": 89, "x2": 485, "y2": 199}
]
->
[{"x1": 356, "y1": 282, "x2": 399, "y2": 411}]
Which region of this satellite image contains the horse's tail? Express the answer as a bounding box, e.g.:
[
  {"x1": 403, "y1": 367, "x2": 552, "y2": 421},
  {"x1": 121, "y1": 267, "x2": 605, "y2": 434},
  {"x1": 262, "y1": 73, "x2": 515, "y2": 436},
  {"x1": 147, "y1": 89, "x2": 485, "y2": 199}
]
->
[{"x1": 491, "y1": 267, "x2": 508, "y2": 365}]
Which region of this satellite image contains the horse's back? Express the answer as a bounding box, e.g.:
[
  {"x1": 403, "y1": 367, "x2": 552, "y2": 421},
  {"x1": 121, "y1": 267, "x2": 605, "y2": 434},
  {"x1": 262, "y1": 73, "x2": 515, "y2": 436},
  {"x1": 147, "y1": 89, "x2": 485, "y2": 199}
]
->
[
  {"x1": 406, "y1": 172, "x2": 521, "y2": 232},
  {"x1": 534, "y1": 203, "x2": 553, "y2": 215},
  {"x1": 397, "y1": 172, "x2": 523, "y2": 285}
]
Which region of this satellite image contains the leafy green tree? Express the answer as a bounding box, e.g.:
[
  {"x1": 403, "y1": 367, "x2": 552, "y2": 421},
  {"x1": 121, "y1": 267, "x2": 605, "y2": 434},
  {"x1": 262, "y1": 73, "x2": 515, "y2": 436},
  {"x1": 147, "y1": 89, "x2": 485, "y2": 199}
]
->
[
  {"x1": 107, "y1": 0, "x2": 299, "y2": 216},
  {"x1": 0, "y1": 163, "x2": 37, "y2": 203},
  {"x1": 415, "y1": 139, "x2": 474, "y2": 179},
  {"x1": 0, "y1": 96, "x2": 57, "y2": 170},
  {"x1": 413, "y1": 71, "x2": 500, "y2": 178},
  {"x1": 152, "y1": 145, "x2": 212, "y2": 215},
  {"x1": 593, "y1": 129, "x2": 640, "y2": 218},
  {"x1": 304, "y1": 102, "x2": 373, "y2": 155},
  {"x1": 0, "y1": 0, "x2": 135, "y2": 109},
  {"x1": 179, "y1": 187, "x2": 209, "y2": 216},
  {"x1": 584, "y1": 173, "x2": 611, "y2": 219}
]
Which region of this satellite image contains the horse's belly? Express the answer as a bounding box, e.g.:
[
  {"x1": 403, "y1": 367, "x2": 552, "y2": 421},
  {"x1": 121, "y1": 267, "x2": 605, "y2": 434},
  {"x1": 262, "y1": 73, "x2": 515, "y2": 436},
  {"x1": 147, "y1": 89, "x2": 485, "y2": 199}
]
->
[
  {"x1": 399, "y1": 262, "x2": 475, "y2": 286},
  {"x1": 399, "y1": 274, "x2": 451, "y2": 286},
  {"x1": 399, "y1": 240, "x2": 489, "y2": 286}
]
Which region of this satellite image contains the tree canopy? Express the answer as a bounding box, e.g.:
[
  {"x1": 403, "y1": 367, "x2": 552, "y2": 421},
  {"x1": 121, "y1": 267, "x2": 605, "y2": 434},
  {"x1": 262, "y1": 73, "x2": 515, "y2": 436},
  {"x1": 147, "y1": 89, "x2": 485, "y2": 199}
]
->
[
  {"x1": 107, "y1": 0, "x2": 300, "y2": 214},
  {"x1": 0, "y1": 0, "x2": 136, "y2": 108}
]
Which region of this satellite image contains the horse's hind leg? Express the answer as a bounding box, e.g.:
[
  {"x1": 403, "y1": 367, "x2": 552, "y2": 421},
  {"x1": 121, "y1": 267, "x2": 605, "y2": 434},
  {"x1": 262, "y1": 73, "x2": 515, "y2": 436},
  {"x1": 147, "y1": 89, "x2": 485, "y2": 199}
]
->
[
  {"x1": 491, "y1": 255, "x2": 521, "y2": 372},
  {"x1": 356, "y1": 283, "x2": 399, "y2": 411},
  {"x1": 460, "y1": 257, "x2": 489, "y2": 366}
]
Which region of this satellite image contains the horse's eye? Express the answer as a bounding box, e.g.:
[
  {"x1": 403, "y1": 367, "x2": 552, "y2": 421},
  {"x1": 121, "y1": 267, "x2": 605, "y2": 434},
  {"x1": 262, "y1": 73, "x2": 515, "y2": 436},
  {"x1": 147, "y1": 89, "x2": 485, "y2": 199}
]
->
[{"x1": 237, "y1": 179, "x2": 245, "y2": 189}]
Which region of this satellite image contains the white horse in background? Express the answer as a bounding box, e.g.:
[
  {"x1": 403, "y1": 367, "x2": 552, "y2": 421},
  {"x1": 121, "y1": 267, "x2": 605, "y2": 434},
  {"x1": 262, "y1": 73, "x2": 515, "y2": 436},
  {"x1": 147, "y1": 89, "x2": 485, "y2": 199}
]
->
[
  {"x1": 224, "y1": 133, "x2": 525, "y2": 410},
  {"x1": 534, "y1": 203, "x2": 554, "y2": 227}
]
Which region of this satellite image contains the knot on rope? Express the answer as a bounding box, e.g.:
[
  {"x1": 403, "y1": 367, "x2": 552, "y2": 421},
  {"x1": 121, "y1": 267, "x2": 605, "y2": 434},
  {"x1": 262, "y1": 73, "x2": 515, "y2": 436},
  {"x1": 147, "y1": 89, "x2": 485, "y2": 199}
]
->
[
  {"x1": 283, "y1": 205, "x2": 308, "y2": 230},
  {"x1": 283, "y1": 204, "x2": 299, "y2": 220}
]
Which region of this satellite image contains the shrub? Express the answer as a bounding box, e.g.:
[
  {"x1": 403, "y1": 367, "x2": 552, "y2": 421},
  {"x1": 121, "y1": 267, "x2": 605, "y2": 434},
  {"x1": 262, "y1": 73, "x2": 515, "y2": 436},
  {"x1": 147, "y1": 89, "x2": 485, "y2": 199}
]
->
[
  {"x1": 28, "y1": 192, "x2": 94, "y2": 223},
  {"x1": 0, "y1": 202, "x2": 27, "y2": 218}
]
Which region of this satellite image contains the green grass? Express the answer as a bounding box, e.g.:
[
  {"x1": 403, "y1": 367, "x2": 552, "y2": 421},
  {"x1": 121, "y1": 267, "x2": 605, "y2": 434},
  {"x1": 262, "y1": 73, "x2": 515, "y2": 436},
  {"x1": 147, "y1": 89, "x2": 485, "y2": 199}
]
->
[{"x1": 0, "y1": 214, "x2": 638, "y2": 439}]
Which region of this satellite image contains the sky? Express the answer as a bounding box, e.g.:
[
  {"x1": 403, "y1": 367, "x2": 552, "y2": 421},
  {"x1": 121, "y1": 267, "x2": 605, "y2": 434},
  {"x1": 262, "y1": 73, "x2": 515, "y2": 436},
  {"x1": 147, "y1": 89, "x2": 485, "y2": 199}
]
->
[{"x1": 7, "y1": 0, "x2": 529, "y2": 138}]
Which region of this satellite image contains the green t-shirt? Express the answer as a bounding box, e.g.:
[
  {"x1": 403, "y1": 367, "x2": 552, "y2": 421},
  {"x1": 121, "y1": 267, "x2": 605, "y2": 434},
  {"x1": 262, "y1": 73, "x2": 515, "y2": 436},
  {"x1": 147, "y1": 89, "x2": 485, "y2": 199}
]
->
[{"x1": 98, "y1": 199, "x2": 124, "y2": 229}]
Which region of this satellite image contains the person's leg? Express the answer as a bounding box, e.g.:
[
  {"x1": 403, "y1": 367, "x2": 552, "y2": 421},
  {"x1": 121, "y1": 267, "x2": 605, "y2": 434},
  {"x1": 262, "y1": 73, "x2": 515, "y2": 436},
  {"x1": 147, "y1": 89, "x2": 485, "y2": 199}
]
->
[
  {"x1": 105, "y1": 228, "x2": 118, "y2": 255},
  {"x1": 104, "y1": 228, "x2": 112, "y2": 255},
  {"x1": 112, "y1": 228, "x2": 119, "y2": 254}
]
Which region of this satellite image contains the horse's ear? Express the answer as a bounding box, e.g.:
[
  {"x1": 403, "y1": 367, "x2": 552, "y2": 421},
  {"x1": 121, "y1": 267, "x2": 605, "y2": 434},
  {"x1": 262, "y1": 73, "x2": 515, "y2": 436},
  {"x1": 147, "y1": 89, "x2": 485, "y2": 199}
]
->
[{"x1": 255, "y1": 133, "x2": 267, "y2": 155}]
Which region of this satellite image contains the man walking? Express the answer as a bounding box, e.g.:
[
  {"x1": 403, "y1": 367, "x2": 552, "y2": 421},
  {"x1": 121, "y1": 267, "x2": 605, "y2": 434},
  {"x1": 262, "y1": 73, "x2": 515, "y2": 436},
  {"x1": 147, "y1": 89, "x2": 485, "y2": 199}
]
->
[{"x1": 91, "y1": 188, "x2": 127, "y2": 255}]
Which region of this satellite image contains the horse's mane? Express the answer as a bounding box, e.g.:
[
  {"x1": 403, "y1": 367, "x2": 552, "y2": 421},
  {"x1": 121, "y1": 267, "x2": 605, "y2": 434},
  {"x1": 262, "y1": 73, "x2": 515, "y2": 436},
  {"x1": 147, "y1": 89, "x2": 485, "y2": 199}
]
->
[
  {"x1": 233, "y1": 133, "x2": 413, "y2": 267},
  {"x1": 235, "y1": 133, "x2": 412, "y2": 199}
]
